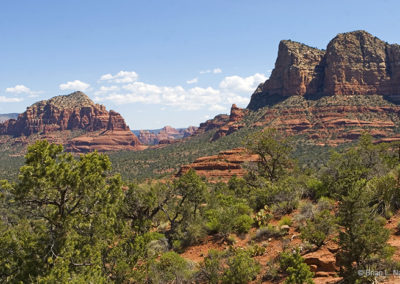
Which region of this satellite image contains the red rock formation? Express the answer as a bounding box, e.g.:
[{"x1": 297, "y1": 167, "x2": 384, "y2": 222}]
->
[
  {"x1": 190, "y1": 31, "x2": 400, "y2": 146},
  {"x1": 303, "y1": 243, "x2": 339, "y2": 275},
  {"x1": 0, "y1": 92, "x2": 140, "y2": 152},
  {"x1": 137, "y1": 125, "x2": 199, "y2": 145},
  {"x1": 183, "y1": 126, "x2": 198, "y2": 137},
  {"x1": 67, "y1": 130, "x2": 140, "y2": 153},
  {"x1": 211, "y1": 104, "x2": 248, "y2": 141},
  {"x1": 138, "y1": 130, "x2": 159, "y2": 145},
  {"x1": 193, "y1": 114, "x2": 230, "y2": 136},
  {"x1": 176, "y1": 147, "x2": 259, "y2": 182},
  {"x1": 248, "y1": 30, "x2": 400, "y2": 110}
]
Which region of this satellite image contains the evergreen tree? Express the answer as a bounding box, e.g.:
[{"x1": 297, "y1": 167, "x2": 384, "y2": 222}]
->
[
  {"x1": 0, "y1": 140, "x2": 124, "y2": 282},
  {"x1": 337, "y1": 181, "x2": 393, "y2": 283}
]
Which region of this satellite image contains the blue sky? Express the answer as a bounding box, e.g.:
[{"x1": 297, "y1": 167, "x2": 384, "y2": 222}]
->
[{"x1": 1, "y1": 0, "x2": 400, "y2": 129}]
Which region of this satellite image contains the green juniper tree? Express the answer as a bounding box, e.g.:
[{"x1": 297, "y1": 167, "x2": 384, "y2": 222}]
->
[{"x1": 0, "y1": 140, "x2": 124, "y2": 282}]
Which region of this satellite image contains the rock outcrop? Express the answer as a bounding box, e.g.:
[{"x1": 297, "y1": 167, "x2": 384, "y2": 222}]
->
[
  {"x1": 193, "y1": 114, "x2": 230, "y2": 136},
  {"x1": 176, "y1": 147, "x2": 259, "y2": 182},
  {"x1": 211, "y1": 104, "x2": 248, "y2": 141},
  {"x1": 248, "y1": 30, "x2": 400, "y2": 110},
  {"x1": 0, "y1": 92, "x2": 140, "y2": 152},
  {"x1": 191, "y1": 31, "x2": 400, "y2": 146},
  {"x1": 137, "y1": 125, "x2": 198, "y2": 145},
  {"x1": 67, "y1": 130, "x2": 140, "y2": 153}
]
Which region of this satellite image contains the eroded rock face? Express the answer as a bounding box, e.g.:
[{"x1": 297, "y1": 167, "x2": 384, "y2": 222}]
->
[
  {"x1": 194, "y1": 31, "x2": 400, "y2": 146},
  {"x1": 0, "y1": 92, "x2": 123, "y2": 136},
  {"x1": 176, "y1": 147, "x2": 259, "y2": 182},
  {"x1": 193, "y1": 114, "x2": 230, "y2": 136},
  {"x1": 211, "y1": 104, "x2": 248, "y2": 141},
  {"x1": 0, "y1": 91, "x2": 141, "y2": 152},
  {"x1": 67, "y1": 130, "x2": 140, "y2": 153},
  {"x1": 248, "y1": 30, "x2": 400, "y2": 110}
]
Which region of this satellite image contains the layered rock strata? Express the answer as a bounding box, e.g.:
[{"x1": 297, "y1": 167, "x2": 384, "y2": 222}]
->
[
  {"x1": 248, "y1": 30, "x2": 400, "y2": 110},
  {"x1": 177, "y1": 147, "x2": 259, "y2": 182},
  {"x1": 0, "y1": 92, "x2": 140, "y2": 152}
]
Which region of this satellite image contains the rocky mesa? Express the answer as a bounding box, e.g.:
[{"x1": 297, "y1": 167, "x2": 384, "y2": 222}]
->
[
  {"x1": 194, "y1": 31, "x2": 400, "y2": 146},
  {"x1": 0, "y1": 91, "x2": 140, "y2": 152}
]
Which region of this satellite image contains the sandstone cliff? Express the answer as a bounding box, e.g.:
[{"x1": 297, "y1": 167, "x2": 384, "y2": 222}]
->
[
  {"x1": 0, "y1": 92, "x2": 140, "y2": 152},
  {"x1": 191, "y1": 31, "x2": 400, "y2": 146},
  {"x1": 248, "y1": 30, "x2": 400, "y2": 110}
]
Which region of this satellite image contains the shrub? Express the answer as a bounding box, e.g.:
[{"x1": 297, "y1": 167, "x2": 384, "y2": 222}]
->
[
  {"x1": 205, "y1": 194, "x2": 253, "y2": 237},
  {"x1": 264, "y1": 260, "x2": 280, "y2": 282},
  {"x1": 234, "y1": 214, "x2": 254, "y2": 234},
  {"x1": 316, "y1": 197, "x2": 335, "y2": 212},
  {"x1": 222, "y1": 249, "x2": 260, "y2": 284},
  {"x1": 279, "y1": 249, "x2": 314, "y2": 284},
  {"x1": 197, "y1": 250, "x2": 224, "y2": 284},
  {"x1": 198, "y1": 248, "x2": 261, "y2": 284},
  {"x1": 306, "y1": 177, "x2": 326, "y2": 199},
  {"x1": 279, "y1": 216, "x2": 292, "y2": 227},
  {"x1": 149, "y1": 251, "x2": 194, "y2": 283},
  {"x1": 271, "y1": 201, "x2": 298, "y2": 217},
  {"x1": 300, "y1": 210, "x2": 336, "y2": 248},
  {"x1": 253, "y1": 224, "x2": 284, "y2": 240}
]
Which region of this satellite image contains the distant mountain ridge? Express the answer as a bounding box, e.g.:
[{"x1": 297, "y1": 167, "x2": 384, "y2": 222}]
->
[
  {"x1": 133, "y1": 126, "x2": 198, "y2": 145},
  {"x1": 0, "y1": 113, "x2": 18, "y2": 123}
]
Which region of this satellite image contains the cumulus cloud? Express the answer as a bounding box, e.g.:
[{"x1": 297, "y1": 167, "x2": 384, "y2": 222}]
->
[
  {"x1": 6, "y1": 85, "x2": 31, "y2": 94},
  {"x1": 219, "y1": 73, "x2": 267, "y2": 93},
  {"x1": 186, "y1": 77, "x2": 198, "y2": 84},
  {"x1": 99, "y1": 71, "x2": 138, "y2": 83},
  {"x1": 200, "y1": 68, "x2": 222, "y2": 74},
  {"x1": 95, "y1": 85, "x2": 120, "y2": 95},
  {"x1": 59, "y1": 80, "x2": 90, "y2": 91},
  {"x1": 5, "y1": 84, "x2": 41, "y2": 97},
  {"x1": 94, "y1": 72, "x2": 266, "y2": 112},
  {"x1": 0, "y1": 96, "x2": 23, "y2": 103}
]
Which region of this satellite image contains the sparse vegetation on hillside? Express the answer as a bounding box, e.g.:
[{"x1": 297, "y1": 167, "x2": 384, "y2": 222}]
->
[{"x1": 2, "y1": 131, "x2": 400, "y2": 282}]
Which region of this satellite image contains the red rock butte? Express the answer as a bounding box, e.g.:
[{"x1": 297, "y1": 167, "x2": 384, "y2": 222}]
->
[
  {"x1": 248, "y1": 30, "x2": 400, "y2": 110},
  {"x1": 192, "y1": 31, "x2": 400, "y2": 146},
  {"x1": 0, "y1": 91, "x2": 140, "y2": 152}
]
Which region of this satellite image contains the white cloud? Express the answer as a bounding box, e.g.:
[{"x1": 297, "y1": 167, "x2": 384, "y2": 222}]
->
[
  {"x1": 219, "y1": 73, "x2": 267, "y2": 94},
  {"x1": 213, "y1": 68, "x2": 222, "y2": 74},
  {"x1": 200, "y1": 68, "x2": 222, "y2": 74},
  {"x1": 59, "y1": 80, "x2": 90, "y2": 91},
  {"x1": 0, "y1": 96, "x2": 23, "y2": 103},
  {"x1": 209, "y1": 104, "x2": 227, "y2": 111},
  {"x1": 99, "y1": 71, "x2": 138, "y2": 83},
  {"x1": 95, "y1": 85, "x2": 120, "y2": 95},
  {"x1": 186, "y1": 77, "x2": 198, "y2": 84},
  {"x1": 94, "y1": 72, "x2": 266, "y2": 111},
  {"x1": 6, "y1": 85, "x2": 31, "y2": 94},
  {"x1": 5, "y1": 85, "x2": 41, "y2": 97}
]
